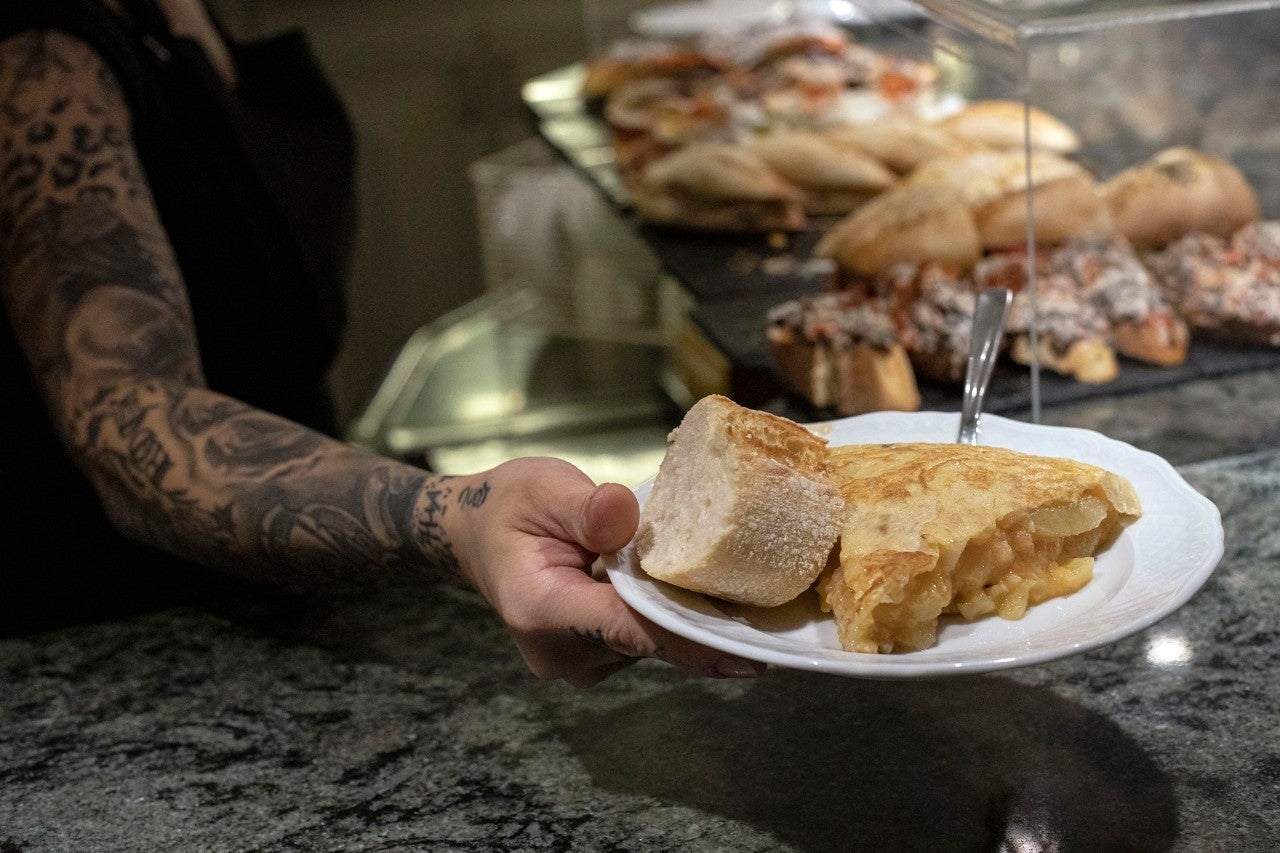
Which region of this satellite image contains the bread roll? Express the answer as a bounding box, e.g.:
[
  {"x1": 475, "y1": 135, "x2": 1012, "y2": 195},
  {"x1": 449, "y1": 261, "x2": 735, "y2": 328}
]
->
[
  {"x1": 643, "y1": 142, "x2": 798, "y2": 202},
  {"x1": 635, "y1": 395, "x2": 842, "y2": 607},
  {"x1": 1103, "y1": 147, "x2": 1260, "y2": 249},
  {"x1": 905, "y1": 150, "x2": 1111, "y2": 249},
  {"x1": 744, "y1": 130, "x2": 895, "y2": 215},
  {"x1": 823, "y1": 117, "x2": 986, "y2": 175},
  {"x1": 633, "y1": 143, "x2": 807, "y2": 231},
  {"x1": 940, "y1": 100, "x2": 1081, "y2": 154},
  {"x1": 815, "y1": 184, "x2": 982, "y2": 275}
]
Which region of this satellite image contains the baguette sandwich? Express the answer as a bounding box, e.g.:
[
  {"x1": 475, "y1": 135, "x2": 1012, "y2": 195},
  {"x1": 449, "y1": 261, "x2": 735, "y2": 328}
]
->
[
  {"x1": 814, "y1": 184, "x2": 983, "y2": 276},
  {"x1": 903, "y1": 150, "x2": 1112, "y2": 250},
  {"x1": 630, "y1": 142, "x2": 807, "y2": 232},
  {"x1": 744, "y1": 130, "x2": 896, "y2": 215},
  {"x1": 822, "y1": 116, "x2": 987, "y2": 175}
]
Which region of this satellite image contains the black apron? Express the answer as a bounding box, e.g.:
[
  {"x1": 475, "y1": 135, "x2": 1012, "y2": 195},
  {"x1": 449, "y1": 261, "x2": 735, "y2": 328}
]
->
[{"x1": 0, "y1": 0, "x2": 356, "y2": 633}]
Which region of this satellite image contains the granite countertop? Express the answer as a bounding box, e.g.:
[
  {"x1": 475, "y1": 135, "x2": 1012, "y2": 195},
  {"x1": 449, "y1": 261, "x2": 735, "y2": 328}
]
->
[{"x1": 0, "y1": 449, "x2": 1276, "y2": 851}]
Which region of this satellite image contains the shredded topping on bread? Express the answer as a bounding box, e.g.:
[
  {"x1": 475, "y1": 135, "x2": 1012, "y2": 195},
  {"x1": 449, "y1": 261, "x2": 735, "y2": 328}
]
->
[
  {"x1": 767, "y1": 293, "x2": 898, "y2": 350},
  {"x1": 1147, "y1": 227, "x2": 1280, "y2": 342}
]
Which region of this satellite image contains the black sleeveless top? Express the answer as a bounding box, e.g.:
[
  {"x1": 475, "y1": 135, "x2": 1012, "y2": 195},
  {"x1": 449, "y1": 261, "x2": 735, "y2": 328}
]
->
[{"x1": 0, "y1": 0, "x2": 356, "y2": 631}]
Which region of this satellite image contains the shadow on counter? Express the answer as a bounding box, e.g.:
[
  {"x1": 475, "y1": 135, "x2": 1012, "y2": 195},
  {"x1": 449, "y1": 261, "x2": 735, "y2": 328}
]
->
[{"x1": 562, "y1": 672, "x2": 1177, "y2": 853}]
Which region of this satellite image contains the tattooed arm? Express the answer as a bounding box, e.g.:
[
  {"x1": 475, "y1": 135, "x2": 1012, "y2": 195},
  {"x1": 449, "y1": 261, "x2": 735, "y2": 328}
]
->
[{"x1": 0, "y1": 30, "x2": 761, "y2": 686}]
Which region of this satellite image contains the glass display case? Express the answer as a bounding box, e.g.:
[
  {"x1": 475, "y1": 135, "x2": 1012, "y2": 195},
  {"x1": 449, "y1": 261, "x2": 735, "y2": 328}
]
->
[
  {"x1": 354, "y1": 0, "x2": 1280, "y2": 474},
  {"x1": 563, "y1": 0, "x2": 1280, "y2": 414}
]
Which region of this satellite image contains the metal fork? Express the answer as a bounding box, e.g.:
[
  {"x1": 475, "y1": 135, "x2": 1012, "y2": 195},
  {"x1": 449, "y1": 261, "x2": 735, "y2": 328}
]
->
[{"x1": 957, "y1": 288, "x2": 1012, "y2": 445}]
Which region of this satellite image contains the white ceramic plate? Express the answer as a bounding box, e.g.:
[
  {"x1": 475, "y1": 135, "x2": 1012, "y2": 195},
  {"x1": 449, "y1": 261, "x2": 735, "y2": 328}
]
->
[{"x1": 602, "y1": 411, "x2": 1224, "y2": 678}]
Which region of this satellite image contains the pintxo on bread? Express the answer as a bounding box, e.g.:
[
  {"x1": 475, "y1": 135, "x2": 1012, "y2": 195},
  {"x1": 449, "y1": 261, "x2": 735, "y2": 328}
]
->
[
  {"x1": 768, "y1": 139, "x2": 1280, "y2": 410},
  {"x1": 634, "y1": 397, "x2": 1142, "y2": 655},
  {"x1": 1051, "y1": 237, "x2": 1190, "y2": 366},
  {"x1": 766, "y1": 293, "x2": 921, "y2": 415},
  {"x1": 1145, "y1": 222, "x2": 1280, "y2": 347}
]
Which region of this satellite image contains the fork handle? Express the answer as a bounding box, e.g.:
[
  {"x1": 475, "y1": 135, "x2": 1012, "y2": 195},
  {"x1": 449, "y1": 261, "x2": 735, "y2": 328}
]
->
[{"x1": 958, "y1": 288, "x2": 1012, "y2": 445}]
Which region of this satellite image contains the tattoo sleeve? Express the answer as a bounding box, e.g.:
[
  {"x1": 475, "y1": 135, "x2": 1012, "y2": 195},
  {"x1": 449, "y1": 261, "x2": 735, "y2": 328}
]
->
[{"x1": 0, "y1": 31, "x2": 471, "y2": 586}]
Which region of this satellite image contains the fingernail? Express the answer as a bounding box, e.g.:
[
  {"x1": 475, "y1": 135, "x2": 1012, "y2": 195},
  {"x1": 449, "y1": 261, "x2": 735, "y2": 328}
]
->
[{"x1": 714, "y1": 657, "x2": 765, "y2": 678}]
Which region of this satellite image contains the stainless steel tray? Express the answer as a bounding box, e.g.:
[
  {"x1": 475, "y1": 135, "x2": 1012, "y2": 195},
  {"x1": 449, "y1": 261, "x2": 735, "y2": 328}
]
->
[{"x1": 347, "y1": 288, "x2": 677, "y2": 481}]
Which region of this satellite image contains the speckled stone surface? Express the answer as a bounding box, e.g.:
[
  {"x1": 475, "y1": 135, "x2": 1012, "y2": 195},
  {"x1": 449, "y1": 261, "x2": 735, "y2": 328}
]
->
[{"x1": 2, "y1": 456, "x2": 1278, "y2": 851}]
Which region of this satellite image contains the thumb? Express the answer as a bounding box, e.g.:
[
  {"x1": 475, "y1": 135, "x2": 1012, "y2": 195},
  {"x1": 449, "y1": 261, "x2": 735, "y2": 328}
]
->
[{"x1": 551, "y1": 480, "x2": 640, "y2": 555}]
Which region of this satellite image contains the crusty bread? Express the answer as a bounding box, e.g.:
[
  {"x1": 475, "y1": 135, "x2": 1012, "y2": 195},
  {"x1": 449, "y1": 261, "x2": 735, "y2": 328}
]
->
[
  {"x1": 632, "y1": 143, "x2": 807, "y2": 231},
  {"x1": 815, "y1": 184, "x2": 982, "y2": 275},
  {"x1": 1102, "y1": 147, "x2": 1260, "y2": 249},
  {"x1": 769, "y1": 330, "x2": 921, "y2": 415},
  {"x1": 1010, "y1": 335, "x2": 1119, "y2": 384},
  {"x1": 905, "y1": 150, "x2": 1111, "y2": 249},
  {"x1": 634, "y1": 395, "x2": 842, "y2": 607},
  {"x1": 1110, "y1": 317, "x2": 1189, "y2": 366},
  {"x1": 744, "y1": 130, "x2": 895, "y2": 215},
  {"x1": 823, "y1": 117, "x2": 987, "y2": 175},
  {"x1": 939, "y1": 100, "x2": 1081, "y2": 154}
]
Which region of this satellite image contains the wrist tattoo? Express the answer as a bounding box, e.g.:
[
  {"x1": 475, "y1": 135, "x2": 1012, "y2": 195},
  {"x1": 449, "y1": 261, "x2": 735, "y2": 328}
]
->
[
  {"x1": 458, "y1": 480, "x2": 490, "y2": 510},
  {"x1": 415, "y1": 477, "x2": 461, "y2": 580}
]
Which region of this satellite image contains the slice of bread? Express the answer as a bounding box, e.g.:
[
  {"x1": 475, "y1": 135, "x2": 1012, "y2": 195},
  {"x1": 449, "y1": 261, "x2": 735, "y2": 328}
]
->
[{"x1": 634, "y1": 395, "x2": 842, "y2": 607}]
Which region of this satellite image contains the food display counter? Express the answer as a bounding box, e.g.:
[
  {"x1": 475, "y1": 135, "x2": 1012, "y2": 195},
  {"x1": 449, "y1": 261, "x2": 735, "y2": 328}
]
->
[
  {"x1": 523, "y1": 0, "x2": 1280, "y2": 423},
  {"x1": 4, "y1": 2, "x2": 1280, "y2": 850}
]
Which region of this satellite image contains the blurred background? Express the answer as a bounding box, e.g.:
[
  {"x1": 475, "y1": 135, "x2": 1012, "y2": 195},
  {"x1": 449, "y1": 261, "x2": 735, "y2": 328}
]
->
[
  {"x1": 204, "y1": 1, "x2": 1280, "y2": 484},
  {"x1": 207, "y1": 0, "x2": 654, "y2": 426}
]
